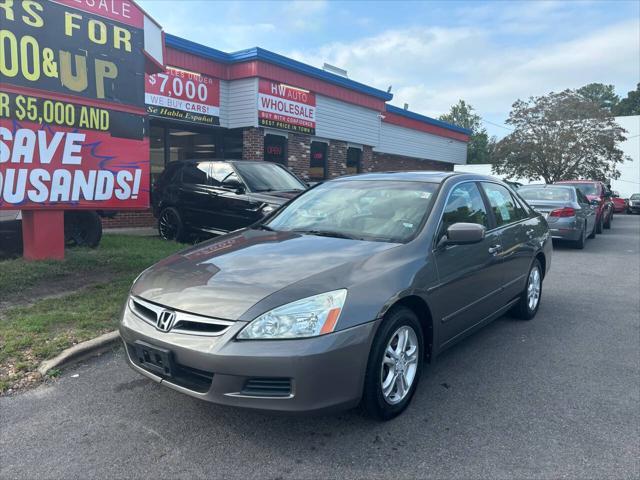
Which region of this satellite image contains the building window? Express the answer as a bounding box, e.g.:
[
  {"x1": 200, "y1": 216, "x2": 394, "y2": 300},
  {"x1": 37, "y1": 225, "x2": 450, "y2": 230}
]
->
[
  {"x1": 264, "y1": 134, "x2": 287, "y2": 165},
  {"x1": 149, "y1": 125, "x2": 166, "y2": 185},
  {"x1": 347, "y1": 147, "x2": 362, "y2": 174},
  {"x1": 148, "y1": 121, "x2": 244, "y2": 189},
  {"x1": 168, "y1": 128, "x2": 217, "y2": 161},
  {"x1": 310, "y1": 141, "x2": 328, "y2": 180}
]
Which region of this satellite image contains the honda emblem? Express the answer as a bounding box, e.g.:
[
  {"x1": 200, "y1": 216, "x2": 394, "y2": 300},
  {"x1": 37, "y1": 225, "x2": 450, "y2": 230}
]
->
[{"x1": 156, "y1": 309, "x2": 176, "y2": 332}]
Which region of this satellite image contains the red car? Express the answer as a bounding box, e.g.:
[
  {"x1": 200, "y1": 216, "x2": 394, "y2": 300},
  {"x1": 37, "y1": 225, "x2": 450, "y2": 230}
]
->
[
  {"x1": 555, "y1": 180, "x2": 614, "y2": 233},
  {"x1": 611, "y1": 192, "x2": 628, "y2": 213}
]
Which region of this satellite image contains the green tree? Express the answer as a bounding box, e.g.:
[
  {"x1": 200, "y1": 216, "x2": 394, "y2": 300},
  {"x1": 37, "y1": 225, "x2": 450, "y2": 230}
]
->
[
  {"x1": 612, "y1": 83, "x2": 640, "y2": 116},
  {"x1": 492, "y1": 90, "x2": 628, "y2": 183},
  {"x1": 577, "y1": 83, "x2": 620, "y2": 112},
  {"x1": 439, "y1": 100, "x2": 490, "y2": 164}
]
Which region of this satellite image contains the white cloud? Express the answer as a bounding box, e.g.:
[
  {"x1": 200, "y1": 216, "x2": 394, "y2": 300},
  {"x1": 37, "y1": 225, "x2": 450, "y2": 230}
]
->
[{"x1": 288, "y1": 19, "x2": 640, "y2": 136}]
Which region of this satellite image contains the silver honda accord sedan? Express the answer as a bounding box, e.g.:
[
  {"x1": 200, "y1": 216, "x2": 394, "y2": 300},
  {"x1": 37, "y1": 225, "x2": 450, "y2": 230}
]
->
[{"x1": 120, "y1": 172, "x2": 552, "y2": 420}]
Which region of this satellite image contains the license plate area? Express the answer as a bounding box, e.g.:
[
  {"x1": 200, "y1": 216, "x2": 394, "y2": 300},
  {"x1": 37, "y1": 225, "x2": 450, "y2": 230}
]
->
[{"x1": 134, "y1": 341, "x2": 173, "y2": 377}]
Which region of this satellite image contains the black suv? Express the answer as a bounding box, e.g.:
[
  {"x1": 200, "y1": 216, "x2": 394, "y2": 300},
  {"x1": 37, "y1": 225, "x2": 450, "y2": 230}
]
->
[{"x1": 153, "y1": 160, "x2": 307, "y2": 241}]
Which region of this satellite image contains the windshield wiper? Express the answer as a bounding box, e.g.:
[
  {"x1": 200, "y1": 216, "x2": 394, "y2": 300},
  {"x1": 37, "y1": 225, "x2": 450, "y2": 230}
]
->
[
  {"x1": 254, "y1": 188, "x2": 276, "y2": 192},
  {"x1": 291, "y1": 229, "x2": 359, "y2": 240}
]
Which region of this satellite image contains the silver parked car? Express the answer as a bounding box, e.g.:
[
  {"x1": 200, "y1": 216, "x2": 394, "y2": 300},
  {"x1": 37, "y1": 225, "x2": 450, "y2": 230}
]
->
[
  {"x1": 120, "y1": 172, "x2": 552, "y2": 420},
  {"x1": 628, "y1": 193, "x2": 640, "y2": 214},
  {"x1": 518, "y1": 184, "x2": 597, "y2": 249}
]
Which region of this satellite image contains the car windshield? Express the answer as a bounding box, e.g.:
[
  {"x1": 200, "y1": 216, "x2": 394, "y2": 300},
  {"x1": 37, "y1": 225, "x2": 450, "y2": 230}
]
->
[
  {"x1": 563, "y1": 182, "x2": 598, "y2": 196},
  {"x1": 233, "y1": 162, "x2": 306, "y2": 192},
  {"x1": 518, "y1": 186, "x2": 575, "y2": 202},
  {"x1": 630, "y1": 194, "x2": 640, "y2": 200},
  {"x1": 265, "y1": 180, "x2": 438, "y2": 243}
]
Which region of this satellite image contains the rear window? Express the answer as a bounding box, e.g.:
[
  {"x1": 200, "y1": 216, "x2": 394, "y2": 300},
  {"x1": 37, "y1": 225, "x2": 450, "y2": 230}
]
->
[
  {"x1": 561, "y1": 182, "x2": 599, "y2": 196},
  {"x1": 518, "y1": 186, "x2": 576, "y2": 202}
]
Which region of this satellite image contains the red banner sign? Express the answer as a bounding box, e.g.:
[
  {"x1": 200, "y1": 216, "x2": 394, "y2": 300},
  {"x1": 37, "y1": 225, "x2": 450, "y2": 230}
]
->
[
  {"x1": 0, "y1": 0, "x2": 154, "y2": 210},
  {"x1": 0, "y1": 117, "x2": 149, "y2": 209},
  {"x1": 145, "y1": 66, "x2": 220, "y2": 126},
  {"x1": 258, "y1": 80, "x2": 316, "y2": 135},
  {"x1": 51, "y1": 0, "x2": 144, "y2": 28}
]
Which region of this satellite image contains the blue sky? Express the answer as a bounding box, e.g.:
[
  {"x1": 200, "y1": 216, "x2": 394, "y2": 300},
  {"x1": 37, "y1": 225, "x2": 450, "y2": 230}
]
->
[{"x1": 138, "y1": 0, "x2": 640, "y2": 137}]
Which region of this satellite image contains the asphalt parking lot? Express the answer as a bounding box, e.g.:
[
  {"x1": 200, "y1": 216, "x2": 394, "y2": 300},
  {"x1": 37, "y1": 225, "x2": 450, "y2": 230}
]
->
[{"x1": 1, "y1": 215, "x2": 639, "y2": 480}]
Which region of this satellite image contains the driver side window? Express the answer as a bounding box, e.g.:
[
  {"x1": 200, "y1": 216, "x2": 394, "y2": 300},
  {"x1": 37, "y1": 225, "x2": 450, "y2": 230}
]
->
[
  {"x1": 211, "y1": 162, "x2": 241, "y2": 187},
  {"x1": 440, "y1": 183, "x2": 489, "y2": 238}
]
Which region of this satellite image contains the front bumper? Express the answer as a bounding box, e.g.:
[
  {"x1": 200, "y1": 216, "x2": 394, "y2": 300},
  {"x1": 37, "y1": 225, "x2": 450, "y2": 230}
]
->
[{"x1": 119, "y1": 304, "x2": 379, "y2": 413}]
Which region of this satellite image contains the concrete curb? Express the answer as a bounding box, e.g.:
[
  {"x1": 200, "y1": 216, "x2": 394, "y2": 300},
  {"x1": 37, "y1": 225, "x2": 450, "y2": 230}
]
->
[{"x1": 38, "y1": 330, "x2": 121, "y2": 376}]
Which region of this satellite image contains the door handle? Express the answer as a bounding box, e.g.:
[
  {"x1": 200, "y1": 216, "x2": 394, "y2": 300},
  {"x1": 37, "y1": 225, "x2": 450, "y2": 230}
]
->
[
  {"x1": 526, "y1": 229, "x2": 535, "y2": 237},
  {"x1": 488, "y1": 244, "x2": 502, "y2": 255}
]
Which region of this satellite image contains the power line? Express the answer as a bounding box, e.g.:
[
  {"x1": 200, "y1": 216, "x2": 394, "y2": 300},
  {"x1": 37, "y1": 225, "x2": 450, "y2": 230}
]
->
[{"x1": 481, "y1": 117, "x2": 514, "y2": 131}]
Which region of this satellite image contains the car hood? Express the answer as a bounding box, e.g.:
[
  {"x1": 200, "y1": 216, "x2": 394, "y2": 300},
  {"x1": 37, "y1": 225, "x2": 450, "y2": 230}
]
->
[
  {"x1": 246, "y1": 190, "x2": 303, "y2": 205},
  {"x1": 131, "y1": 229, "x2": 398, "y2": 320}
]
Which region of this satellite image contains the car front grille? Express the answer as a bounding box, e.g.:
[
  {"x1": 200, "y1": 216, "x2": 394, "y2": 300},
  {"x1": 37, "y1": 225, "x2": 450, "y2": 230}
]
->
[
  {"x1": 129, "y1": 296, "x2": 233, "y2": 336},
  {"x1": 241, "y1": 378, "x2": 293, "y2": 398},
  {"x1": 125, "y1": 342, "x2": 214, "y2": 393}
]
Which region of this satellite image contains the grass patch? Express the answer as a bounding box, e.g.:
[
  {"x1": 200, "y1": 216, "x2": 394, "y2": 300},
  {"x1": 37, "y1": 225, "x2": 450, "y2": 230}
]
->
[
  {"x1": 0, "y1": 235, "x2": 183, "y2": 297},
  {"x1": 0, "y1": 234, "x2": 184, "y2": 393}
]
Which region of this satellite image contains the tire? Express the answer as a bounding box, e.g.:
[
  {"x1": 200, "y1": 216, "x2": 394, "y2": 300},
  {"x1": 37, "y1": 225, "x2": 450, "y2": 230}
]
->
[
  {"x1": 510, "y1": 259, "x2": 543, "y2": 320},
  {"x1": 588, "y1": 219, "x2": 596, "y2": 239},
  {"x1": 604, "y1": 210, "x2": 612, "y2": 229},
  {"x1": 362, "y1": 306, "x2": 424, "y2": 421},
  {"x1": 572, "y1": 223, "x2": 586, "y2": 249},
  {"x1": 64, "y1": 211, "x2": 102, "y2": 248},
  {"x1": 158, "y1": 207, "x2": 185, "y2": 242},
  {"x1": 595, "y1": 214, "x2": 604, "y2": 234}
]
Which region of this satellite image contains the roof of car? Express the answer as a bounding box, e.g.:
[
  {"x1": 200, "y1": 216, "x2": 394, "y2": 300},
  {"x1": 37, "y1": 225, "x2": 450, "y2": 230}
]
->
[
  {"x1": 519, "y1": 184, "x2": 575, "y2": 189},
  {"x1": 555, "y1": 180, "x2": 601, "y2": 184},
  {"x1": 169, "y1": 159, "x2": 268, "y2": 164},
  {"x1": 332, "y1": 171, "x2": 501, "y2": 184}
]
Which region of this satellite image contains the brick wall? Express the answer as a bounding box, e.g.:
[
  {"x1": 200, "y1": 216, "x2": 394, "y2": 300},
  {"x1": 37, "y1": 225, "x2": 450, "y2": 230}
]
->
[
  {"x1": 286, "y1": 133, "x2": 311, "y2": 179},
  {"x1": 369, "y1": 152, "x2": 455, "y2": 172},
  {"x1": 242, "y1": 127, "x2": 264, "y2": 160},
  {"x1": 102, "y1": 210, "x2": 156, "y2": 229},
  {"x1": 328, "y1": 140, "x2": 348, "y2": 178},
  {"x1": 362, "y1": 145, "x2": 374, "y2": 172}
]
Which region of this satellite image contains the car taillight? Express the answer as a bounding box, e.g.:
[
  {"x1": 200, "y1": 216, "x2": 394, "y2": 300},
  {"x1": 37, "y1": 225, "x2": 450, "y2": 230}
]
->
[{"x1": 549, "y1": 207, "x2": 576, "y2": 217}]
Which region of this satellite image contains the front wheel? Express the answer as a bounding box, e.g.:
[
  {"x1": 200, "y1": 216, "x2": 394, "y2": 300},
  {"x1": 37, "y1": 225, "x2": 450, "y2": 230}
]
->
[
  {"x1": 158, "y1": 207, "x2": 185, "y2": 242},
  {"x1": 64, "y1": 211, "x2": 102, "y2": 248},
  {"x1": 510, "y1": 259, "x2": 543, "y2": 320},
  {"x1": 362, "y1": 307, "x2": 423, "y2": 421}
]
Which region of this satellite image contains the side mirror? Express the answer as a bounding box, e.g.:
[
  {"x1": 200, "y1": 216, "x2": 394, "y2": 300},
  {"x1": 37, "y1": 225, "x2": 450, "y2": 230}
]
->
[
  {"x1": 223, "y1": 179, "x2": 244, "y2": 193},
  {"x1": 437, "y1": 222, "x2": 486, "y2": 248},
  {"x1": 590, "y1": 199, "x2": 600, "y2": 206}
]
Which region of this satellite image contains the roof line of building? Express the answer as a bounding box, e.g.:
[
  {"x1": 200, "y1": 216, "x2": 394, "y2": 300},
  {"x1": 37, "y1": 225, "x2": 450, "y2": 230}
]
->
[
  {"x1": 164, "y1": 34, "x2": 469, "y2": 137},
  {"x1": 385, "y1": 105, "x2": 473, "y2": 136},
  {"x1": 165, "y1": 34, "x2": 393, "y2": 102}
]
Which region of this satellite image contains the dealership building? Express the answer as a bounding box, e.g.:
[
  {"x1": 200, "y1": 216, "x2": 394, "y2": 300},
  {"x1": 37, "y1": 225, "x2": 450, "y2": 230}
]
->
[{"x1": 107, "y1": 33, "x2": 470, "y2": 227}]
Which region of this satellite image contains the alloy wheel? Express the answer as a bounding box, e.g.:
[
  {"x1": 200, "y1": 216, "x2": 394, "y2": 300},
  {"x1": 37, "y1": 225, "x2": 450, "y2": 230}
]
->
[
  {"x1": 380, "y1": 325, "x2": 419, "y2": 405},
  {"x1": 159, "y1": 210, "x2": 178, "y2": 240},
  {"x1": 527, "y1": 267, "x2": 541, "y2": 311}
]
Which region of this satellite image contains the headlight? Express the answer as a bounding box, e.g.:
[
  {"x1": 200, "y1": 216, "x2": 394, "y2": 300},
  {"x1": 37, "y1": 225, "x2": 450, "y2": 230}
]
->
[{"x1": 237, "y1": 289, "x2": 347, "y2": 340}]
